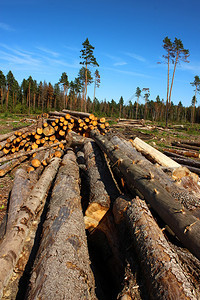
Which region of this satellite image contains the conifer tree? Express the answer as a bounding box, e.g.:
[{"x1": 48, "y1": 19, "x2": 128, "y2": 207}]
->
[{"x1": 80, "y1": 38, "x2": 99, "y2": 111}]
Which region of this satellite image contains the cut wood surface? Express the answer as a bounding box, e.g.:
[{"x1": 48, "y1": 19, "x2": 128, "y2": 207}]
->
[
  {"x1": 83, "y1": 141, "x2": 119, "y2": 229},
  {"x1": 0, "y1": 124, "x2": 36, "y2": 143},
  {"x1": 28, "y1": 150, "x2": 96, "y2": 300},
  {"x1": 91, "y1": 130, "x2": 200, "y2": 260},
  {"x1": 62, "y1": 109, "x2": 92, "y2": 119},
  {"x1": 0, "y1": 157, "x2": 61, "y2": 299},
  {"x1": 114, "y1": 195, "x2": 197, "y2": 299},
  {"x1": 0, "y1": 140, "x2": 66, "y2": 163},
  {"x1": 133, "y1": 137, "x2": 181, "y2": 168}
]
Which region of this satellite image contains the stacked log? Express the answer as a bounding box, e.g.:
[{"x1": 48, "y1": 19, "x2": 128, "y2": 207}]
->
[
  {"x1": 91, "y1": 130, "x2": 200, "y2": 261},
  {"x1": 1, "y1": 115, "x2": 200, "y2": 298}
]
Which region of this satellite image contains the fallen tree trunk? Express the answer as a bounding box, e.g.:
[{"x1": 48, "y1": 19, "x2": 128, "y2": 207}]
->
[
  {"x1": 83, "y1": 141, "x2": 119, "y2": 229},
  {"x1": 0, "y1": 157, "x2": 61, "y2": 299},
  {"x1": 91, "y1": 130, "x2": 200, "y2": 260},
  {"x1": 162, "y1": 147, "x2": 200, "y2": 159},
  {"x1": 132, "y1": 137, "x2": 181, "y2": 168},
  {"x1": 62, "y1": 109, "x2": 92, "y2": 119},
  {"x1": 6, "y1": 169, "x2": 33, "y2": 232},
  {"x1": 113, "y1": 195, "x2": 197, "y2": 299},
  {"x1": 172, "y1": 142, "x2": 200, "y2": 152},
  {"x1": 163, "y1": 153, "x2": 200, "y2": 169},
  {"x1": 109, "y1": 135, "x2": 200, "y2": 212},
  {"x1": 28, "y1": 149, "x2": 97, "y2": 300}
]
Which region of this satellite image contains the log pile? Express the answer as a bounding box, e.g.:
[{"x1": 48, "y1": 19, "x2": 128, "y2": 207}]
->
[{"x1": 0, "y1": 116, "x2": 200, "y2": 299}]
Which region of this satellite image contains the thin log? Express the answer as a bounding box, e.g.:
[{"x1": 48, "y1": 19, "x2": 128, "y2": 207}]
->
[
  {"x1": 163, "y1": 147, "x2": 200, "y2": 158},
  {"x1": 83, "y1": 141, "x2": 119, "y2": 229},
  {"x1": 62, "y1": 109, "x2": 92, "y2": 119},
  {"x1": 0, "y1": 141, "x2": 66, "y2": 163},
  {"x1": 133, "y1": 137, "x2": 181, "y2": 168},
  {"x1": 0, "y1": 124, "x2": 36, "y2": 143},
  {"x1": 0, "y1": 157, "x2": 61, "y2": 299},
  {"x1": 90, "y1": 130, "x2": 200, "y2": 260},
  {"x1": 115, "y1": 195, "x2": 197, "y2": 299},
  {"x1": 0, "y1": 155, "x2": 28, "y2": 177},
  {"x1": 28, "y1": 150, "x2": 96, "y2": 300},
  {"x1": 172, "y1": 142, "x2": 200, "y2": 152},
  {"x1": 163, "y1": 153, "x2": 200, "y2": 169}
]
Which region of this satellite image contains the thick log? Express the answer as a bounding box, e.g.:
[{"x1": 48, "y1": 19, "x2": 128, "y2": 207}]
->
[
  {"x1": 28, "y1": 150, "x2": 96, "y2": 300},
  {"x1": 6, "y1": 169, "x2": 32, "y2": 232},
  {"x1": 0, "y1": 141, "x2": 66, "y2": 163},
  {"x1": 0, "y1": 157, "x2": 61, "y2": 299},
  {"x1": 133, "y1": 137, "x2": 181, "y2": 168},
  {"x1": 116, "y1": 195, "x2": 197, "y2": 299},
  {"x1": 109, "y1": 135, "x2": 200, "y2": 212},
  {"x1": 91, "y1": 130, "x2": 200, "y2": 260},
  {"x1": 162, "y1": 147, "x2": 200, "y2": 158},
  {"x1": 83, "y1": 141, "x2": 119, "y2": 229}
]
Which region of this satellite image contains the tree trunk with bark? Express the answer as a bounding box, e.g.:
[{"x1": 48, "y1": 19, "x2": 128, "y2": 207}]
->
[
  {"x1": 28, "y1": 150, "x2": 97, "y2": 300},
  {"x1": 0, "y1": 157, "x2": 61, "y2": 299},
  {"x1": 115, "y1": 195, "x2": 197, "y2": 299},
  {"x1": 90, "y1": 130, "x2": 200, "y2": 260},
  {"x1": 83, "y1": 141, "x2": 119, "y2": 230},
  {"x1": 109, "y1": 135, "x2": 200, "y2": 212}
]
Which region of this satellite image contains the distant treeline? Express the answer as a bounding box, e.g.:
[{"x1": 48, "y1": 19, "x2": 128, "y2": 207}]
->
[{"x1": 0, "y1": 70, "x2": 199, "y2": 123}]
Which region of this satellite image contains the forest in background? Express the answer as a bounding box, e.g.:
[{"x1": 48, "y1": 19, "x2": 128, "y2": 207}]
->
[{"x1": 0, "y1": 69, "x2": 199, "y2": 124}]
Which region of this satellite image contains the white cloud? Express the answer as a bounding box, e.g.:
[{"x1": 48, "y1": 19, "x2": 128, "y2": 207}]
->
[
  {"x1": 36, "y1": 46, "x2": 60, "y2": 57},
  {"x1": 113, "y1": 61, "x2": 127, "y2": 66},
  {"x1": 125, "y1": 52, "x2": 146, "y2": 62},
  {"x1": 0, "y1": 22, "x2": 15, "y2": 31}
]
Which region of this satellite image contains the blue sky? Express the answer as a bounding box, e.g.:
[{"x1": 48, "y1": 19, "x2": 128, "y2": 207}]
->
[{"x1": 0, "y1": 0, "x2": 200, "y2": 107}]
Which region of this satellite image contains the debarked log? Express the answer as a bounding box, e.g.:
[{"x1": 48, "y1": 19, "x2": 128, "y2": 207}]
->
[
  {"x1": 0, "y1": 157, "x2": 61, "y2": 299},
  {"x1": 114, "y1": 195, "x2": 197, "y2": 299},
  {"x1": 83, "y1": 141, "x2": 119, "y2": 229},
  {"x1": 132, "y1": 137, "x2": 181, "y2": 168},
  {"x1": 90, "y1": 130, "x2": 200, "y2": 260},
  {"x1": 28, "y1": 149, "x2": 97, "y2": 300}
]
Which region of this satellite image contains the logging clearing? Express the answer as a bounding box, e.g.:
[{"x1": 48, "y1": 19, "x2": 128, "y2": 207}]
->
[{"x1": 0, "y1": 111, "x2": 200, "y2": 299}]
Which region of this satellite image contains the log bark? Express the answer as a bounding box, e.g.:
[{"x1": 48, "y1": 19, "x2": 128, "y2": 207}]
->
[
  {"x1": 28, "y1": 150, "x2": 96, "y2": 300},
  {"x1": 172, "y1": 142, "x2": 200, "y2": 152},
  {"x1": 6, "y1": 169, "x2": 32, "y2": 232},
  {"x1": 109, "y1": 135, "x2": 200, "y2": 212},
  {"x1": 162, "y1": 148, "x2": 200, "y2": 159},
  {"x1": 0, "y1": 155, "x2": 28, "y2": 177},
  {"x1": 90, "y1": 130, "x2": 200, "y2": 260},
  {"x1": 62, "y1": 109, "x2": 92, "y2": 119},
  {"x1": 133, "y1": 137, "x2": 181, "y2": 168},
  {"x1": 164, "y1": 153, "x2": 200, "y2": 169},
  {"x1": 0, "y1": 157, "x2": 61, "y2": 299},
  {"x1": 83, "y1": 141, "x2": 119, "y2": 229},
  {"x1": 116, "y1": 195, "x2": 197, "y2": 299}
]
